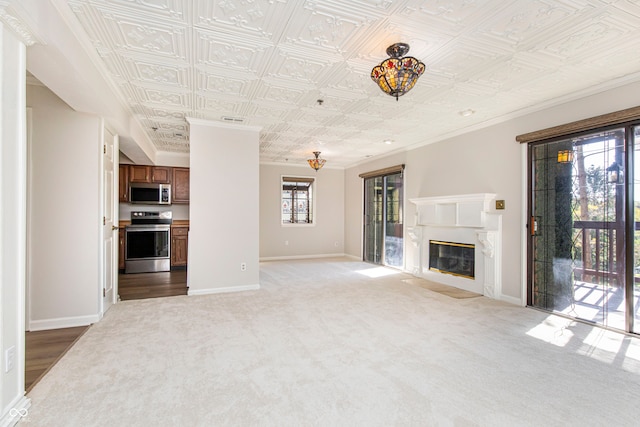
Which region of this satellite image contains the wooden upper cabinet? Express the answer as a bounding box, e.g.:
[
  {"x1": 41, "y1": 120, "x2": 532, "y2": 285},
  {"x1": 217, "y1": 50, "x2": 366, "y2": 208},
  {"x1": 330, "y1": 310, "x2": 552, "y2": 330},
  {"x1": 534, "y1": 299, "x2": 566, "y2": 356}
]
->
[
  {"x1": 128, "y1": 165, "x2": 172, "y2": 184},
  {"x1": 119, "y1": 165, "x2": 129, "y2": 202},
  {"x1": 121, "y1": 164, "x2": 189, "y2": 205},
  {"x1": 128, "y1": 165, "x2": 151, "y2": 183},
  {"x1": 151, "y1": 167, "x2": 171, "y2": 184},
  {"x1": 172, "y1": 167, "x2": 190, "y2": 204}
]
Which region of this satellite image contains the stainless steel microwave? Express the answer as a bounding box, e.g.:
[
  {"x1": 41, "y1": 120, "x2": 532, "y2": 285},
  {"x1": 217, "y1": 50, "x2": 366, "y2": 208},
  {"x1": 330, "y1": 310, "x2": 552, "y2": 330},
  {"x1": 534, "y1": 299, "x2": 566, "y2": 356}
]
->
[{"x1": 129, "y1": 183, "x2": 171, "y2": 205}]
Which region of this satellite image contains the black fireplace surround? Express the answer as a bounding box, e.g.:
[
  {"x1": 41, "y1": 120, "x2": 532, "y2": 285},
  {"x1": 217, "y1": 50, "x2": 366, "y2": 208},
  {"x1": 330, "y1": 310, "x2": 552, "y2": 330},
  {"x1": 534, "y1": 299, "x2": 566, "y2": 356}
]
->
[{"x1": 429, "y1": 240, "x2": 475, "y2": 279}]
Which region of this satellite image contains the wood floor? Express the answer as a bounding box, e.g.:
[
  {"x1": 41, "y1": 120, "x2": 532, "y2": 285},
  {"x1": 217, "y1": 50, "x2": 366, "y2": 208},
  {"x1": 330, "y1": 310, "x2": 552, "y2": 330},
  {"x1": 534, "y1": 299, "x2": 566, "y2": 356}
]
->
[
  {"x1": 25, "y1": 326, "x2": 89, "y2": 392},
  {"x1": 118, "y1": 269, "x2": 188, "y2": 301},
  {"x1": 25, "y1": 270, "x2": 187, "y2": 392}
]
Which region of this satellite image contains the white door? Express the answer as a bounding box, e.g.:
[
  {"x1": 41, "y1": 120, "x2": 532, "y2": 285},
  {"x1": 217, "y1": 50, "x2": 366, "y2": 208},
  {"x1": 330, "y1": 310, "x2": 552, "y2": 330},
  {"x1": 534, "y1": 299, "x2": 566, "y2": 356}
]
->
[{"x1": 102, "y1": 127, "x2": 118, "y2": 314}]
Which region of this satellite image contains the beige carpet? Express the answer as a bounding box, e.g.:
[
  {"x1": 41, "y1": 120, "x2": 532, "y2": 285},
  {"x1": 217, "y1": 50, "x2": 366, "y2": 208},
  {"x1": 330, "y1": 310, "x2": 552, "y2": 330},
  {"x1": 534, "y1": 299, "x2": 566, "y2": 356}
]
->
[
  {"x1": 24, "y1": 258, "x2": 640, "y2": 426},
  {"x1": 402, "y1": 278, "x2": 482, "y2": 299}
]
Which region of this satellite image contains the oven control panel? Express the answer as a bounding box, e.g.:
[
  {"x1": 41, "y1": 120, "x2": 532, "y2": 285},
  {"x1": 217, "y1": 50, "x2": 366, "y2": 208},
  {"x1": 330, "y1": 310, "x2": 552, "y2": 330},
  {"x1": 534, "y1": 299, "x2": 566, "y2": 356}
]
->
[{"x1": 130, "y1": 210, "x2": 172, "y2": 224}]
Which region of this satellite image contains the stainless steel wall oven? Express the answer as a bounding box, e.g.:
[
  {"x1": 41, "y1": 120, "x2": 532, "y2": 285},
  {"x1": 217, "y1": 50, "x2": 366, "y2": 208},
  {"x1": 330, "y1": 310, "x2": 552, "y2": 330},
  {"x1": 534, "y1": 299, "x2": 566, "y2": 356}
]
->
[{"x1": 125, "y1": 211, "x2": 172, "y2": 273}]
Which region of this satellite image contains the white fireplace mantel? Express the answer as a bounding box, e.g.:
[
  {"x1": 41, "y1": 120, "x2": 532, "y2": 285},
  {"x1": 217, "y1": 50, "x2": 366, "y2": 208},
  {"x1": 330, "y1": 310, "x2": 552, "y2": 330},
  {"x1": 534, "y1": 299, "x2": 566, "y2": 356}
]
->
[
  {"x1": 408, "y1": 193, "x2": 502, "y2": 299},
  {"x1": 409, "y1": 193, "x2": 496, "y2": 228}
]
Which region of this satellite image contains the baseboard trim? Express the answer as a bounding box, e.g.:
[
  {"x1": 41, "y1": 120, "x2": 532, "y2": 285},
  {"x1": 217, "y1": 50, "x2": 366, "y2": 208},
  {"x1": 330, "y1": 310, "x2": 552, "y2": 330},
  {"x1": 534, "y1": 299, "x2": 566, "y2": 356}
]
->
[
  {"x1": 28, "y1": 314, "x2": 99, "y2": 331},
  {"x1": 1, "y1": 395, "x2": 30, "y2": 427},
  {"x1": 499, "y1": 294, "x2": 524, "y2": 306},
  {"x1": 260, "y1": 253, "x2": 348, "y2": 262},
  {"x1": 188, "y1": 284, "x2": 260, "y2": 296}
]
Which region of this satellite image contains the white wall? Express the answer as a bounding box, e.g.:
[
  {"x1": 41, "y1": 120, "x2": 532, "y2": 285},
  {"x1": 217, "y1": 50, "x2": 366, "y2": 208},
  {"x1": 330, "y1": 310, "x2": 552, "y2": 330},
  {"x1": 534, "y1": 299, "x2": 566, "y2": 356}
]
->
[
  {"x1": 155, "y1": 152, "x2": 190, "y2": 168},
  {"x1": 345, "y1": 80, "x2": 640, "y2": 304},
  {"x1": 260, "y1": 164, "x2": 344, "y2": 259},
  {"x1": 0, "y1": 22, "x2": 30, "y2": 427},
  {"x1": 187, "y1": 119, "x2": 260, "y2": 294},
  {"x1": 26, "y1": 83, "x2": 102, "y2": 330}
]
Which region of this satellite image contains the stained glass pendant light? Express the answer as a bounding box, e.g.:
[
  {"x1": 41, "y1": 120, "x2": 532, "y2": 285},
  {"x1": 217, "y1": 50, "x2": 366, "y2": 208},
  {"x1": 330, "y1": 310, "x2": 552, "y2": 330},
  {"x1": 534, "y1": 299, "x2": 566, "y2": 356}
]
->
[
  {"x1": 557, "y1": 149, "x2": 574, "y2": 163},
  {"x1": 371, "y1": 43, "x2": 425, "y2": 100},
  {"x1": 308, "y1": 151, "x2": 326, "y2": 171}
]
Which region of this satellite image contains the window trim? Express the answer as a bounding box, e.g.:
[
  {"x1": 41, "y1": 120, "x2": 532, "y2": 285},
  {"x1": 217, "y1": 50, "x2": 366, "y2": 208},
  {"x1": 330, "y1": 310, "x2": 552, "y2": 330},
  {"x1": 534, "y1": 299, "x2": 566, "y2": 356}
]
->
[
  {"x1": 358, "y1": 164, "x2": 405, "y2": 179},
  {"x1": 281, "y1": 175, "x2": 317, "y2": 227},
  {"x1": 516, "y1": 105, "x2": 640, "y2": 144}
]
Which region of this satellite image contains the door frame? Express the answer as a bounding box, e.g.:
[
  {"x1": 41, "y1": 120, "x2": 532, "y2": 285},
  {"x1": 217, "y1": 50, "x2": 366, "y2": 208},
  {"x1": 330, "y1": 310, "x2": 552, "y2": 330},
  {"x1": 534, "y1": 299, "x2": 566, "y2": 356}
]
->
[
  {"x1": 100, "y1": 124, "x2": 119, "y2": 317},
  {"x1": 25, "y1": 107, "x2": 33, "y2": 329},
  {"x1": 524, "y1": 124, "x2": 639, "y2": 332},
  {"x1": 361, "y1": 166, "x2": 405, "y2": 268}
]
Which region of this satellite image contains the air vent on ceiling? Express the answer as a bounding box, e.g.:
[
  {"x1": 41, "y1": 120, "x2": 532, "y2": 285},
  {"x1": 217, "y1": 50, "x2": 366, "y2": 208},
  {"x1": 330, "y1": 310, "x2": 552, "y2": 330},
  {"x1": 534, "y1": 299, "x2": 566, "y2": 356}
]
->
[{"x1": 222, "y1": 116, "x2": 244, "y2": 123}]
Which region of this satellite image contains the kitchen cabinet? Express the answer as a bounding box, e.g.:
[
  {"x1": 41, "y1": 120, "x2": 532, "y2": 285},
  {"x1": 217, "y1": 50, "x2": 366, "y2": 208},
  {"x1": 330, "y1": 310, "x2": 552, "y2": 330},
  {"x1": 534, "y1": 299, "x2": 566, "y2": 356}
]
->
[
  {"x1": 121, "y1": 165, "x2": 190, "y2": 204},
  {"x1": 171, "y1": 225, "x2": 188, "y2": 267},
  {"x1": 128, "y1": 165, "x2": 171, "y2": 184},
  {"x1": 151, "y1": 167, "x2": 171, "y2": 184},
  {"x1": 119, "y1": 165, "x2": 129, "y2": 202},
  {"x1": 129, "y1": 165, "x2": 151, "y2": 183},
  {"x1": 118, "y1": 228, "x2": 125, "y2": 271},
  {"x1": 172, "y1": 167, "x2": 190, "y2": 204}
]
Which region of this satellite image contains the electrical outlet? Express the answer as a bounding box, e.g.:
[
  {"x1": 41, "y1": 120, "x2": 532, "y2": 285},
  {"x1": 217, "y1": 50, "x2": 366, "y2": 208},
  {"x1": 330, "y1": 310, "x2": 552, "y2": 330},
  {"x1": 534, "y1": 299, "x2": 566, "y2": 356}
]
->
[
  {"x1": 5, "y1": 346, "x2": 15, "y2": 372},
  {"x1": 334, "y1": 241, "x2": 339, "y2": 247},
  {"x1": 284, "y1": 240, "x2": 289, "y2": 246},
  {"x1": 240, "y1": 262, "x2": 247, "y2": 271}
]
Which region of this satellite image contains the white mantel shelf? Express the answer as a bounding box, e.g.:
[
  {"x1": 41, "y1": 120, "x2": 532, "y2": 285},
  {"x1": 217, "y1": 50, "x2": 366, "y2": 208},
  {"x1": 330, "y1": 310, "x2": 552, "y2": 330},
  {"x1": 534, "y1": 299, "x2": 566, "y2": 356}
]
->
[
  {"x1": 410, "y1": 193, "x2": 497, "y2": 228},
  {"x1": 408, "y1": 193, "x2": 502, "y2": 299}
]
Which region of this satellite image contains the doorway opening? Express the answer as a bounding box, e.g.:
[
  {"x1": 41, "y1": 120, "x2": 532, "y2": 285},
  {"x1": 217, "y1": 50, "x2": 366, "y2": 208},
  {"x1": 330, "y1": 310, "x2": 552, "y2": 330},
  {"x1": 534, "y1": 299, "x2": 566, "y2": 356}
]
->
[{"x1": 363, "y1": 167, "x2": 404, "y2": 268}]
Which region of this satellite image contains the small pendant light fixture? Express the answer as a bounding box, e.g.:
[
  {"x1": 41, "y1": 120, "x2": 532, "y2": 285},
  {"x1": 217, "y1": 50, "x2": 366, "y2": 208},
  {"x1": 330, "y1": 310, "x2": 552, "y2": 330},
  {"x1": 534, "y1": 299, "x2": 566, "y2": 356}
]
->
[
  {"x1": 371, "y1": 43, "x2": 425, "y2": 100},
  {"x1": 307, "y1": 151, "x2": 326, "y2": 171},
  {"x1": 557, "y1": 149, "x2": 574, "y2": 164}
]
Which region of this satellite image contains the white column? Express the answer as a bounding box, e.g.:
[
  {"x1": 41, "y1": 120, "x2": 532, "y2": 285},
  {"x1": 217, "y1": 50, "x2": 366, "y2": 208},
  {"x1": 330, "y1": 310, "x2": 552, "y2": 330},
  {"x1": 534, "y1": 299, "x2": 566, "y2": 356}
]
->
[
  {"x1": 477, "y1": 231, "x2": 497, "y2": 298},
  {"x1": 0, "y1": 16, "x2": 31, "y2": 425},
  {"x1": 407, "y1": 226, "x2": 422, "y2": 275},
  {"x1": 187, "y1": 118, "x2": 262, "y2": 295}
]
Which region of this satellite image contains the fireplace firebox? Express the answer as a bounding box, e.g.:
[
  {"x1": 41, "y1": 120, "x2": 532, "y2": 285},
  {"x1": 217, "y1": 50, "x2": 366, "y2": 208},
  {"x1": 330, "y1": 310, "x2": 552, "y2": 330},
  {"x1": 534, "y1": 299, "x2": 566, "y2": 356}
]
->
[{"x1": 429, "y1": 240, "x2": 475, "y2": 279}]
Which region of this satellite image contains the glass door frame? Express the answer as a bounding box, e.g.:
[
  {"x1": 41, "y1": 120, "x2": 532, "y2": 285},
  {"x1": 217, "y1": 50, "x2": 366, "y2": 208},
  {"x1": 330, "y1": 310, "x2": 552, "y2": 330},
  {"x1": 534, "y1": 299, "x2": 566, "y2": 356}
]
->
[
  {"x1": 363, "y1": 176, "x2": 384, "y2": 265},
  {"x1": 526, "y1": 122, "x2": 639, "y2": 334},
  {"x1": 362, "y1": 168, "x2": 405, "y2": 268},
  {"x1": 626, "y1": 126, "x2": 636, "y2": 333}
]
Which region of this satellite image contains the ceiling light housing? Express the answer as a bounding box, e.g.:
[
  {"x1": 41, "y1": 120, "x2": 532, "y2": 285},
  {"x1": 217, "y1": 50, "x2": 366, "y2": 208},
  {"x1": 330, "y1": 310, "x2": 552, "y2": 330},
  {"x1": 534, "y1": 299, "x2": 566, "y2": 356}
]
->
[
  {"x1": 557, "y1": 149, "x2": 573, "y2": 164},
  {"x1": 307, "y1": 151, "x2": 326, "y2": 171},
  {"x1": 371, "y1": 43, "x2": 425, "y2": 100}
]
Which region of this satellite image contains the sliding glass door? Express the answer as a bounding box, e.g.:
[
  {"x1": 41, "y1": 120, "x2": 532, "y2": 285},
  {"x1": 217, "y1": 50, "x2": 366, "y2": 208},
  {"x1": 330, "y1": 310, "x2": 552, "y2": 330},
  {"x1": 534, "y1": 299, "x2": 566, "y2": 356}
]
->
[
  {"x1": 363, "y1": 172, "x2": 403, "y2": 268},
  {"x1": 633, "y1": 126, "x2": 640, "y2": 333},
  {"x1": 364, "y1": 176, "x2": 383, "y2": 264},
  {"x1": 529, "y1": 125, "x2": 640, "y2": 333}
]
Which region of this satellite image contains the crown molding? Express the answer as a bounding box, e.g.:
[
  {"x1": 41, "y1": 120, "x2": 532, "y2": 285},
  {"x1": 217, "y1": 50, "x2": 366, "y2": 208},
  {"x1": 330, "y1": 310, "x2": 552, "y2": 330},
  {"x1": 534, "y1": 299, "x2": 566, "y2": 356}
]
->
[{"x1": 0, "y1": 1, "x2": 41, "y2": 46}]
